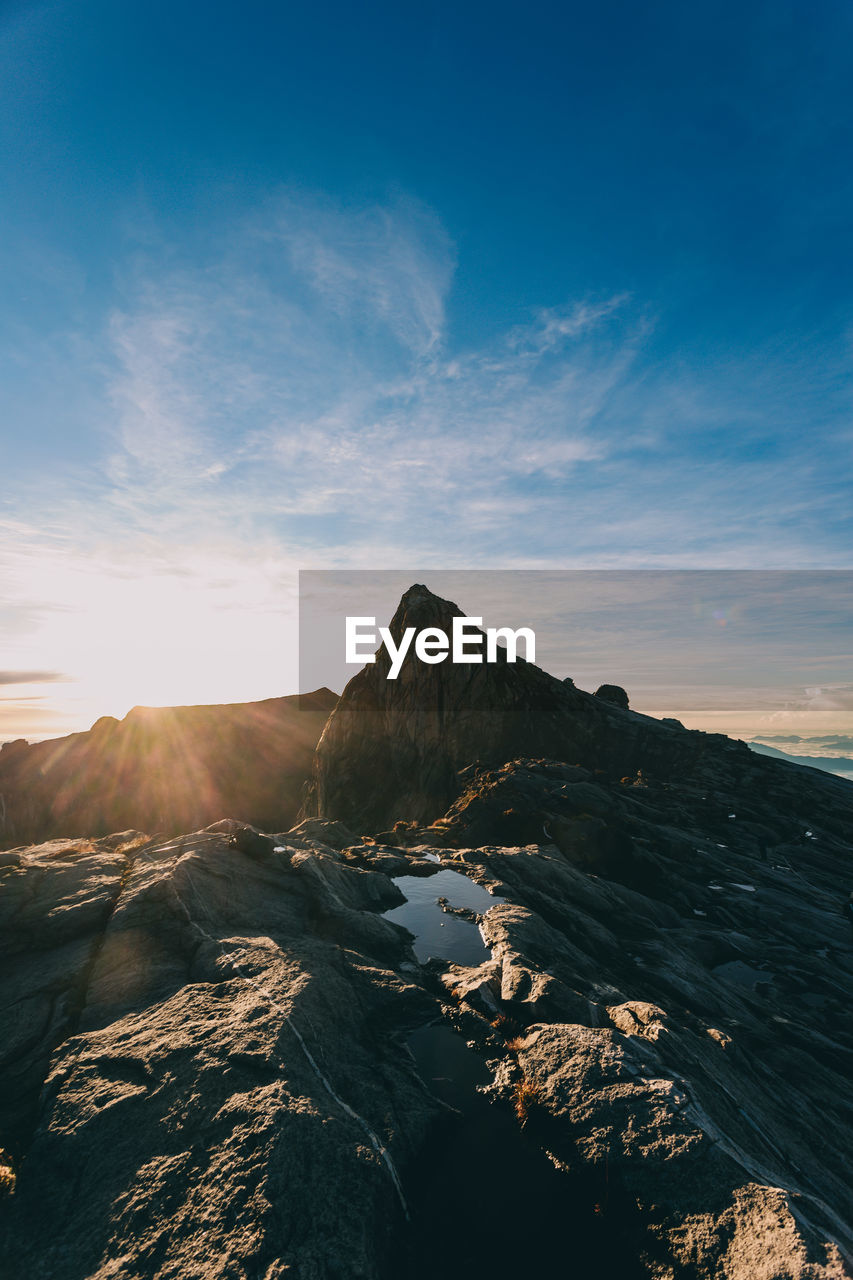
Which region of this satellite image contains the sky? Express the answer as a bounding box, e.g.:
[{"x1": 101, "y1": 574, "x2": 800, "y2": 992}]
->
[{"x1": 1, "y1": 0, "x2": 852, "y2": 743}]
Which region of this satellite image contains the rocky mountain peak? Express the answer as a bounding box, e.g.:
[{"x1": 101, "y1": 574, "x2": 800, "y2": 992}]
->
[
  {"x1": 305, "y1": 585, "x2": 742, "y2": 832},
  {"x1": 368, "y1": 583, "x2": 466, "y2": 678},
  {"x1": 391, "y1": 581, "x2": 463, "y2": 628}
]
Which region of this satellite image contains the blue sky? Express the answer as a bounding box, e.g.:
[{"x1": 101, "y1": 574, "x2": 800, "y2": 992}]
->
[{"x1": 1, "y1": 0, "x2": 852, "y2": 738}]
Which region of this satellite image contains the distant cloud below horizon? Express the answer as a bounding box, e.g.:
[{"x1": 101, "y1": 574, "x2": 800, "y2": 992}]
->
[
  {"x1": 748, "y1": 734, "x2": 853, "y2": 759},
  {"x1": 747, "y1": 740, "x2": 853, "y2": 780}
]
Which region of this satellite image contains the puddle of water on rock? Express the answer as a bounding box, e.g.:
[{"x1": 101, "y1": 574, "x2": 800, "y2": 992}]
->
[
  {"x1": 384, "y1": 865, "x2": 643, "y2": 1276},
  {"x1": 396, "y1": 1023, "x2": 643, "y2": 1280},
  {"x1": 383, "y1": 869, "x2": 503, "y2": 966}
]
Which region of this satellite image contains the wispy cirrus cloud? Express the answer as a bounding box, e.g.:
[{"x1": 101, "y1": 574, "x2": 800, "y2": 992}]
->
[
  {"x1": 3, "y1": 188, "x2": 853, "y2": 734},
  {"x1": 77, "y1": 189, "x2": 853, "y2": 570},
  {"x1": 87, "y1": 191, "x2": 650, "y2": 556},
  {"x1": 267, "y1": 195, "x2": 454, "y2": 356}
]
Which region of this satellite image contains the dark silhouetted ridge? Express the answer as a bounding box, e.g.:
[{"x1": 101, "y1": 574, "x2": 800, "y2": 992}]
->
[{"x1": 0, "y1": 688, "x2": 337, "y2": 848}]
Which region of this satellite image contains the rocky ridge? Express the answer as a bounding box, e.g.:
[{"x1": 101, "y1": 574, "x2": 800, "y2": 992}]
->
[
  {"x1": 2, "y1": 585, "x2": 852, "y2": 1279},
  {"x1": 0, "y1": 689, "x2": 336, "y2": 851}
]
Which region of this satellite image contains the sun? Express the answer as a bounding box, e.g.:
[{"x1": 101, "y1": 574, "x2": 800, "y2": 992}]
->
[{"x1": 18, "y1": 553, "x2": 299, "y2": 735}]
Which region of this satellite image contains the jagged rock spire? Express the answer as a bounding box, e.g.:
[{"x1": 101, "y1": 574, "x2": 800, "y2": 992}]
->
[{"x1": 305, "y1": 584, "x2": 731, "y2": 831}]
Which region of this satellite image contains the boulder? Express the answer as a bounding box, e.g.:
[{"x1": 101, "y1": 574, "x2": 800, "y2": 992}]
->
[
  {"x1": 515, "y1": 1023, "x2": 850, "y2": 1279},
  {"x1": 594, "y1": 683, "x2": 630, "y2": 709}
]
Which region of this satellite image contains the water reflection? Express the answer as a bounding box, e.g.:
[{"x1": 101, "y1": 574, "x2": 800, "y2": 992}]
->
[
  {"x1": 398, "y1": 1024, "x2": 644, "y2": 1280},
  {"x1": 383, "y1": 869, "x2": 503, "y2": 965}
]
